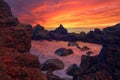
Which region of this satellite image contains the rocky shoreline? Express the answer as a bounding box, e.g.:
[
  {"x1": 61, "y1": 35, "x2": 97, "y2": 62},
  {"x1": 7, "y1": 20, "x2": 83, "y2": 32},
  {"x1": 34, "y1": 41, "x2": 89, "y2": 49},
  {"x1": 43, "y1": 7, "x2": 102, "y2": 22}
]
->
[{"x1": 0, "y1": 0, "x2": 120, "y2": 80}]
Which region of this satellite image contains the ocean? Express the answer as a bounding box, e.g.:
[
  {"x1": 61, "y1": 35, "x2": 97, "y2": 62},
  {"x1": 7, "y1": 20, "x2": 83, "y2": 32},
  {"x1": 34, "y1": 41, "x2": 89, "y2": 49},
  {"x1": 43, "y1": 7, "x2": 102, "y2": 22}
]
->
[
  {"x1": 30, "y1": 40, "x2": 102, "y2": 78},
  {"x1": 47, "y1": 28, "x2": 103, "y2": 33}
]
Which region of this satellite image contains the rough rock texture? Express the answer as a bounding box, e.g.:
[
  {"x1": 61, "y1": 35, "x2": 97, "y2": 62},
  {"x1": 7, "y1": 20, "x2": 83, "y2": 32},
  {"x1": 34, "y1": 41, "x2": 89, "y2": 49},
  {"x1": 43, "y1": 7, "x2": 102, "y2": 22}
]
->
[
  {"x1": 55, "y1": 48, "x2": 74, "y2": 56},
  {"x1": 41, "y1": 59, "x2": 64, "y2": 80},
  {"x1": 67, "y1": 23, "x2": 120, "y2": 80},
  {"x1": 0, "y1": 0, "x2": 32, "y2": 53},
  {"x1": 54, "y1": 24, "x2": 68, "y2": 34},
  {"x1": 32, "y1": 24, "x2": 50, "y2": 40},
  {"x1": 41, "y1": 59, "x2": 64, "y2": 71},
  {"x1": 0, "y1": 0, "x2": 47, "y2": 80}
]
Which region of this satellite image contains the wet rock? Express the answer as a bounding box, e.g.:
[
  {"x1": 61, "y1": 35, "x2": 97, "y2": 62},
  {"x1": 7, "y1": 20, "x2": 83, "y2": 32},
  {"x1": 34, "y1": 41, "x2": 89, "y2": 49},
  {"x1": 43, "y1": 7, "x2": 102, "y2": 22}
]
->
[
  {"x1": 68, "y1": 41, "x2": 81, "y2": 49},
  {"x1": 86, "y1": 51, "x2": 93, "y2": 56},
  {"x1": 41, "y1": 58, "x2": 64, "y2": 72},
  {"x1": 55, "y1": 48, "x2": 74, "y2": 56},
  {"x1": 46, "y1": 72, "x2": 63, "y2": 80},
  {"x1": 81, "y1": 46, "x2": 90, "y2": 51},
  {"x1": 77, "y1": 70, "x2": 112, "y2": 80}
]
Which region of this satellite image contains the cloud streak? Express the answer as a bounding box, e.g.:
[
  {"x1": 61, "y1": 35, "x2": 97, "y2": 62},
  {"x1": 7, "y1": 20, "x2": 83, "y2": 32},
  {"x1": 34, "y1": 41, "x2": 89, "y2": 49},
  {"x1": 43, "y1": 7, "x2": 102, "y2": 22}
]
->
[{"x1": 5, "y1": 0, "x2": 120, "y2": 28}]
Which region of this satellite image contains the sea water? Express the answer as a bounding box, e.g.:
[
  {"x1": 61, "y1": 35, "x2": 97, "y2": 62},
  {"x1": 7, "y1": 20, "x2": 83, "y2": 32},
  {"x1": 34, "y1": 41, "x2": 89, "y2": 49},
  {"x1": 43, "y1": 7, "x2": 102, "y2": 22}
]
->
[
  {"x1": 30, "y1": 40, "x2": 102, "y2": 79},
  {"x1": 47, "y1": 28, "x2": 103, "y2": 33}
]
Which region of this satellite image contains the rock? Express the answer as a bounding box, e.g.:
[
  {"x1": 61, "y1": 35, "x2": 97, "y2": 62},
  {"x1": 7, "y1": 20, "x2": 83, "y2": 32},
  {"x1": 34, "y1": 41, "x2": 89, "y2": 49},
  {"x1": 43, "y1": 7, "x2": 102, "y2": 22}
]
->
[
  {"x1": 32, "y1": 24, "x2": 50, "y2": 40},
  {"x1": 41, "y1": 58, "x2": 64, "y2": 72},
  {"x1": 77, "y1": 70, "x2": 112, "y2": 80},
  {"x1": 68, "y1": 41, "x2": 81, "y2": 49},
  {"x1": 0, "y1": 0, "x2": 13, "y2": 18},
  {"x1": 55, "y1": 48, "x2": 74, "y2": 56},
  {"x1": 0, "y1": 0, "x2": 47, "y2": 80},
  {"x1": 86, "y1": 51, "x2": 93, "y2": 56},
  {"x1": 81, "y1": 46, "x2": 90, "y2": 51},
  {"x1": 71, "y1": 23, "x2": 120, "y2": 80},
  {"x1": 54, "y1": 24, "x2": 68, "y2": 34},
  {"x1": 46, "y1": 72, "x2": 63, "y2": 80},
  {"x1": 67, "y1": 64, "x2": 79, "y2": 76},
  {"x1": 0, "y1": 0, "x2": 32, "y2": 53}
]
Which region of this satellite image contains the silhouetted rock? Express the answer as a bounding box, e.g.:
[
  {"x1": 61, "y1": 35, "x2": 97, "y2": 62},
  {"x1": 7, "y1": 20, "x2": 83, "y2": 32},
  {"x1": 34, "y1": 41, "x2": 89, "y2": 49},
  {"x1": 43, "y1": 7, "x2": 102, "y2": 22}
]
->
[
  {"x1": 32, "y1": 24, "x2": 50, "y2": 40},
  {"x1": 54, "y1": 24, "x2": 68, "y2": 34},
  {"x1": 55, "y1": 48, "x2": 74, "y2": 56},
  {"x1": 81, "y1": 46, "x2": 90, "y2": 51}
]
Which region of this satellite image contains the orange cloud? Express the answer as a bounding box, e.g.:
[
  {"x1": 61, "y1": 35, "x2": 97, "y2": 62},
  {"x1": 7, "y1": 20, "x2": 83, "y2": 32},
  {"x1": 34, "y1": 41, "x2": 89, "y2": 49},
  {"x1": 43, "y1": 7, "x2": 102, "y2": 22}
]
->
[{"x1": 6, "y1": 0, "x2": 120, "y2": 28}]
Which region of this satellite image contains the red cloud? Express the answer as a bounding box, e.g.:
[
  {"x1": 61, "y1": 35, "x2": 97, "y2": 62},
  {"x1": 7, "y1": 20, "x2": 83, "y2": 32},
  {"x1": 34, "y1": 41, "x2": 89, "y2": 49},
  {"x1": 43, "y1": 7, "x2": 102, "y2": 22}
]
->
[{"x1": 6, "y1": 0, "x2": 120, "y2": 28}]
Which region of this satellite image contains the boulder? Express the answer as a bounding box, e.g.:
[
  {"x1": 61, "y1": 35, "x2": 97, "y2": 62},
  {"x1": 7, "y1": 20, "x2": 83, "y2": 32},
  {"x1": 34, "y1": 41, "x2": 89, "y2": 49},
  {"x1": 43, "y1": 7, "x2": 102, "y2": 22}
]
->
[
  {"x1": 46, "y1": 72, "x2": 63, "y2": 80},
  {"x1": 81, "y1": 46, "x2": 90, "y2": 51},
  {"x1": 66, "y1": 64, "x2": 79, "y2": 76},
  {"x1": 55, "y1": 48, "x2": 74, "y2": 56},
  {"x1": 41, "y1": 58, "x2": 64, "y2": 72},
  {"x1": 86, "y1": 51, "x2": 93, "y2": 56}
]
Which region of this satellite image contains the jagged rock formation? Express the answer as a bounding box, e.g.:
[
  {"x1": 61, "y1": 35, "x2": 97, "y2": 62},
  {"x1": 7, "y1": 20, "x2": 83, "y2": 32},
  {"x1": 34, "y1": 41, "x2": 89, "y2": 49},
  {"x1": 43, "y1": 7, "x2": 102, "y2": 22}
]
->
[
  {"x1": 67, "y1": 23, "x2": 120, "y2": 80},
  {"x1": 54, "y1": 24, "x2": 68, "y2": 34},
  {"x1": 0, "y1": 0, "x2": 47, "y2": 80},
  {"x1": 32, "y1": 24, "x2": 50, "y2": 40}
]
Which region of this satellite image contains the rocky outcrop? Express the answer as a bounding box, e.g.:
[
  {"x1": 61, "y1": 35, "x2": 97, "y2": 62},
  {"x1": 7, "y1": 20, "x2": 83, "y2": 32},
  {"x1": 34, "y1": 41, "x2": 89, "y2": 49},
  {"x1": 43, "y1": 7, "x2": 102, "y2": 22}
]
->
[
  {"x1": 32, "y1": 24, "x2": 50, "y2": 40},
  {"x1": 55, "y1": 48, "x2": 74, "y2": 56},
  {"x1": 41, "y1": 59, "x2": 64, "y2": 80},
  {"x1": 0, "y1": 0, "x2": 32, "y2": 53},
  {"x1": 0, "y1": 0, "x2": 47, "y2": 80},
  {"x1": 66, "y1": 23, "x2": 120, "y2": 80},
  {"x1": 54, "y1": 24, "x2": 68, "y2": 34}
]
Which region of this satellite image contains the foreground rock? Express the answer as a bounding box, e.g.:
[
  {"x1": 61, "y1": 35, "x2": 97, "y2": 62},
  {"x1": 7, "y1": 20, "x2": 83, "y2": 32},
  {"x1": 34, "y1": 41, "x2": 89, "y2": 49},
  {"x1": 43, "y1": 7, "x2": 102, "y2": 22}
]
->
[
  {"x1": 0, "y1": 0, "x2": 47, "y2": 80},
  {"x1": 66, "y1": 23, "x2": 120, "y2": 80},
  {"x1": 55, "y1": 48, "x2": 74, "y2": 56},
  {"x1": 41, "y1": 59, "x2": 64, "y2": 80},
  {"x1": 41, "y1": 59, "x2": 64, "y2": 72}
]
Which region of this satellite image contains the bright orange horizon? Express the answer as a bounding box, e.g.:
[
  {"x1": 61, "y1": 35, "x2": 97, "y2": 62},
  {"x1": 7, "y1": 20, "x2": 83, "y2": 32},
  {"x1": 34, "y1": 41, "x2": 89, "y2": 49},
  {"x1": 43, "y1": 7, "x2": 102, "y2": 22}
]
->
[{"x1": 6, "y1": 0, "x2": 120, "y2": 29}]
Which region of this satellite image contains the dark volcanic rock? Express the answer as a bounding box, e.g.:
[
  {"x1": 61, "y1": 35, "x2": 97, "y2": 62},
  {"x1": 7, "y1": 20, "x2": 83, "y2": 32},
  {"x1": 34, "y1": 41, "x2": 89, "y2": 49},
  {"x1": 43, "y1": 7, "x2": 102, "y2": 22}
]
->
[
  {"x1": 0, "y1": 0, "x2": 32, "y2": 53},
  {"x1": 0, "y1": 0, "x2": 47, "y2": 80},
  {"x1": 68, "y1": 23, "x2": 120, "y2": 80},
  {"x1": 46, "y1": 72, "x2": 63, "y2": 80},
  {"x1": 81, "y1": 46, "x2": 90, "y2": 51},
  {"x1": 0, "y1": 0, "x2": 13, "y2": 18},
  {"x1": 41, "y1": 58, "x2": 64, "y2": 72},
  {"x1": 68, "y1": 41, "x2": 81, "y2": 49},
  {"x1": 54, "y1": 24, "x2": 68, "y2": 34},
  {"x1": 32, "y1": 24, "x2": 50, "y2": 40},
  {"x1": 67, "y1": 64, "x2": 79, "y2": 76},
  {"x1": 55, "y1": 48, "x2": 74, "y2": 56}
]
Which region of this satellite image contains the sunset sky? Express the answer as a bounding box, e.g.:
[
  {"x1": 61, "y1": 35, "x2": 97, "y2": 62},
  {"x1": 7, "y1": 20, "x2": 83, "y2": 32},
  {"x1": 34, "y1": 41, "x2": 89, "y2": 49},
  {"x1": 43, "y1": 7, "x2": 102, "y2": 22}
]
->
[{"x1": 5, "y1": 0, "x2": 120, "y2": 28}]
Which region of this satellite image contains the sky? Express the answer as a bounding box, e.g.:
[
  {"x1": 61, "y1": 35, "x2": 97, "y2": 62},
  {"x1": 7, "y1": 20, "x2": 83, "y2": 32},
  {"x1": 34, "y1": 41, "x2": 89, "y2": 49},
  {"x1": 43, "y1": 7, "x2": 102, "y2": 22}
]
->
[{"x1": 5, "y1": 0, "x2": 120, "y2": 29}]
